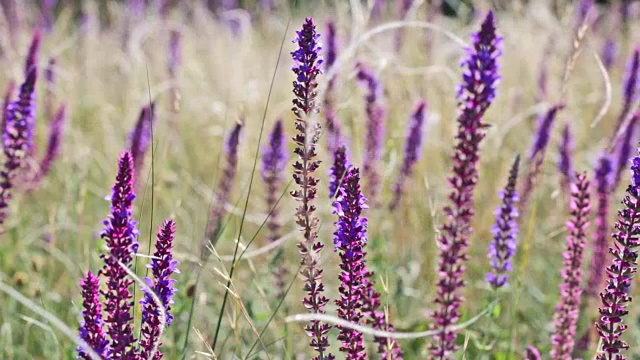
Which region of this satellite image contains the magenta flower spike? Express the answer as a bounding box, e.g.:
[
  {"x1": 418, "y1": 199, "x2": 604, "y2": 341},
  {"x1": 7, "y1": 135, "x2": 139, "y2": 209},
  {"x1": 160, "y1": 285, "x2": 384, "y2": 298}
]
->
[
  {"x1": 613, "y1": 113, "x2": 640, "y2": 189},
  {"x1": 1, "y1": 80, "x2": 15, "y2": 137},
  {"x1": 0, "y1": 70, "x2": 37, "y2": 230},
  {"x1": 33, "y1": 103, "x2": 66, "y2": 183},
  {"x1": 356, "y1": 62, "x2": 386, "y2": 205},
  {"x1": 558, "y1": 124, "x2": 575, "y2": 193},
  {"x1": 390, "y1": 100, "x2": 427, "y2": 210},
  {"x1": 24, "y1": 29, "x2": 42, "y2": 77},
  {"x1": 139, "y1": 219, "x2": 179, "y2": 360},
  {"x1": 550, "y1": 172, "x2": 591, "y2": 359},
  {"x1": 614, "y1": 49, "x2": 640, "y2": 137},
  {"x1": 290, "y1": 18, "x2": 333, "y2": 359},
  {"x1": 329, "y1": 145, "x2": 350, "y2": 198},
  {"x1": 524, "y1": 346, "x2": 542, "y2": 360},
  {"x1": 594, "y1": 146, "x2": 640, "y2": 360},
  {"x1": 602, "y1": 39, "x2": 617, "y2": 70},
  {"x1": 261, "y1": 119, "x2": 288, "y2": 296},
  {"x1": 586, "y1": 154, "x2": 613, "y2": 299},
  {"x1": 100, "y1": 151, "x2": 139, "y2": 359},
  {"x1": 77, "y1": 271, "x2": 109, "y2": 360},
  {"x1": 128, "y1": 102, "x2": 156, "y2": 188},
  {"x1": 486, "y1": 155, "x2": 520, "y2": 288},
  {"x1": 428, "y1": 11, "x2": 502, "y2": 359}
]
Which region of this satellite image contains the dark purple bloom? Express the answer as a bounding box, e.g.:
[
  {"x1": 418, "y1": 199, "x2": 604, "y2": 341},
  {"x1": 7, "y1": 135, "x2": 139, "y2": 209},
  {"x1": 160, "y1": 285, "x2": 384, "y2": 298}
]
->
[
  {"x1": 100, "y1": 151, "x2": 139, "y2": 359},
  {"x1": 333, "y1": 167, "x2": 368, "y2": 359},
  {"x1": 290, "y1": 18, "x2": 333, "y2": 360},
  {"x1": 205, "y1": 123, "x2": 242, "y2": 247},
  {"x1": 486, "y1": 155, "x2": 520, "y2": 288},
  {"x1": 261, "y1": 120, "x2": 288, "y2": 296},
  {"x1": 613, "y1": 49, "x2": 640, "y2": 140},
  {"x1": 614, "y1": 113, "x2": 640, "y2": 189},
  {"x1": 329, "y1": 145, "x2": 350, "y2": 198},
  {"x1": 429, "y1": 11, "x2": 502, "y2": 358},
  {"x1": 594, "y1": 146, "x2": 640, "y2": 360},
  {"x1": 356, "y1": 62, "x2": 386, "y2": 205},
  {"x1": 586, "y1": 154, "x2": 614, "y2": 299},
  {"x1": 128, "y1": 102, "x2": 156, "y2": 188},
  {"x1": 551, "y1": 172, "x2": 591, "y2": 359},
  {"x1": 33, "y1": 104, "x2": 66, "y2": 183},
  {"x1": 602, "y1": 38, "x2": 617, "y2": 70},
  {"x1": 524, "y1": 346, "x2": 542, "y2": 360},
  {"x1": 139, "y1": 219, "x2": 179, "y2": 360},
  {"x1": 1, "y1": 80, "x2": 15, "y2": 139},
  {"x1": 0, "y1": 70, "x2": 37, "y2": 229},
  {"x1": 558, "y1": 123, "x2": 575, "y2": 193},
  {"x1": 390, "y1": 100, "x2": 427, "y2": 210},
  {"x1": 325, "y1": 21, "x2": 337, "y2": 72},
  {"x1": 77, "y1": 271, "x2": 109, "y2": 360},
  {"x1": 24, "y1": 29, "x2": 41, "y2": 77}
]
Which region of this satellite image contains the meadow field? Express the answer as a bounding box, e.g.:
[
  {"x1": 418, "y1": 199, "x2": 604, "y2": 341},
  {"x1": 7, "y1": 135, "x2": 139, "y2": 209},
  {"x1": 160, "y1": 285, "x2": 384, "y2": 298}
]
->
[{"x1": 0, "y1": 0, "x2": 639, "y2": 359}]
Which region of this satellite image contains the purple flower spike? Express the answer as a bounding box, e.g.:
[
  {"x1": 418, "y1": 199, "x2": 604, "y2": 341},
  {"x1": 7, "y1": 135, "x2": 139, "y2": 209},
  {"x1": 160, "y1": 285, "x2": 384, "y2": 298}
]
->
[
  {"x1": 558, "y1": 124, "x2": 575, "y2": 193},
  {"x1": 486, "y1": 155, "x2": 520, "y2": 289},
  {"x1": 261, "y1": 119, "x2": 288, "y2": 296},
  {"x1": 390, "y1": 100, "x2": 427, "y2": 210},
  {"x1": 586, "y1": 154, "x2": 614, "y2": 299},
  {"x1": 323, "y1": 21, "x2": 343, "y2": 156},
  {"x1": 139, "y1": 219, "x2": 179, "y2": 360},
  {"x1": 429, "y1": 11, "x2": 502, "y2": 359},
  {"x1": 333, "y1": 167, "x2": 368, "y2": 359},
  {"x1": 0, "y1": 70, "x2": 37, "y2": 229},
  {"x1": 100, "y1": 151, "x2": 139, "y2": 359},
  {"x1": 329, "y1": 145, "x2": 350, "y2": 198},
  {"x1": 24, "y1": 29, "x2": 42, "y2": 76},
  {"x1": 551, "y1": 172, "x2": 591, "y2": 359},
  {"x1": 290, "y1": 18, "x2": 334, "y2": 360},
  {"x1": 594, "y1": 146, "x2": 640, "y2": 360},
  {"x1": 205, "y1": 123, "x2": 242, "y2": 248},
  {"x1": 602, "y1": 39, "x2": 617, "y2": 70},
  {"x1": 614, "y1": 113, "x2": 640, "y2": 189},
  {"x1": 34, "y1": 103, "x2": 66, "y2": 183},
  {"x1": 128, "y1": 102, "x2": 156, "y2": 188},
  {"x1": 356, "y1": 62, "x2": 386, "y2": 205},
  {"x1": 615, "y1": 49, "x2": 640, "y2": 136},
  {"x1": 524, "y1": 346, "x2": 542, "y2": 360},
  {"x1": 325, "y1": 21, "x2": 337, "y2": 72},
  {"x1": 77, "y1": 271, "x2": 109, "y2": 360},
  {"x1": 1, "y1": 80, "x2": 15, "y2": 139}
]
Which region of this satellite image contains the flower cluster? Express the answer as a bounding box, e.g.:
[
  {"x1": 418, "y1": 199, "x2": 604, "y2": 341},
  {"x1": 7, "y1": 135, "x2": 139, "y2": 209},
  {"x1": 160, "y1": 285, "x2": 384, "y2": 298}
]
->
[
  {"x1": 33, "y1": 104, "x2": 66, "y2": 183},
  {"x1": 329, "y1": 145, "x2": 350, "y2": 198},
  {"x1": 486, "y1": 155, "x2": 520, "y2": 288},
  {"x1": 614, "y1": 113, "x2": 639, "y2": 189},
  {"x1": 429, "y1": 11, "x2": 502, "y2": 358},
  {"x1": 77, "y1": 271, "x2": 109, "y2": 360},
  {"x1": 614, "y1": 48, "x2": 640, "y2": 136},
  {"x1": 551, "y1": 172, "x2": 591, "y2": 359}
]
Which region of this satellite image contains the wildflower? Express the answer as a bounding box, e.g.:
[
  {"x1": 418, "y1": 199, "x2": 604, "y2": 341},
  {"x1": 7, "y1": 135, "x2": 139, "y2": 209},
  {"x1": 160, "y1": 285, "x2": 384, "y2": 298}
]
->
[
  {"x1": 614, "y1": 49, "x2": 640, "y2": 136},
  {"x1": 428, "y1": 11, "x2": 502, "y2": 359},
  {"x1": 128, "y1": 102, "x2": 156, "y2": 187},
  {"x1": 33, "y1": 104, "x2": 66, "y2": 182},
  {"x1": 524, "y1": 346, "x2": 542, "y2": 360},
  {"x1": 323, "y1": 20, "x2": 342, "y2": 155},
  {"x1": 551, "y1": 172, "x2": 591, "y2": 359},
  {"x1": 390, "y1": 100, "x2": 427, "y2": 210},
  {"x1": 558, "y1": 124, "x2": 574, "y2": 192},
  {"x1": 139, "y1": 219, "x2": 179, "y2": 360},
  {"x1": 594, "y1": 146, "x2": 640, "y2": 360},
  {"x1": 77, "y1": 271, "x2": 109, "y2": 360},
  {"x1": 602, "y1": 39, "x2": 617, "y2": 70},
  {"x1": 329, "y1": 145, "x2": 350, "y2": 198},
  {"x1": 100, "y1": 151, "x2": 139, "y2": 359},
  {"x1": 1, "y1": 80, "x2": 15, "y2": 140},
  {"x1": 290, "y1": 18, "x2": 333, "y2": 359},
  {"x1": 613, "y1": 113, "x2": 639, "y2": 189},
  {"x1": 486, "y1": 155, "x2": 520, "y2": 288}
]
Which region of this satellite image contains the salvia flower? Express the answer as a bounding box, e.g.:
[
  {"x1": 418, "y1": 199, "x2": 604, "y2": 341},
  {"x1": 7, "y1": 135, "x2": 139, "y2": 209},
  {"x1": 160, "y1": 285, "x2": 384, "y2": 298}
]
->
[
  {"x1": 428, "y1": 11, "x2": 502, "y2": 359},
  {"x1": 390, "y1": 100, "x2": 427, "y2": 210},
  {"x1": 323, "y1": 20, "x2": 343, "y2": 155},
  {"x1": 602, "y1": 38, "x2": 617, "y2": 70},
  {"x1": 524, "y1": 346, "x2": 542, "y2": 360},
  {"x1": 24, "y1": 29, "x2": 41, "y2": 76},
  {"x1": 586, "y1": 154, "x2": 614, "y2": 299},
  {"x1": 33, "y1": 103, "x2": 66, "y2": 183},
  {"x1": 329, "y1": 145, "x2": 350, "y2": 198},
  {"x1": 204, "y1": 123, "x2": 242, "y2": 251},
  {"x1": 1, "y1": 80, "x2": 15, "y2": 139},
  {"x1": 558, "y1": 123, "x2": 575, "y2": 193},
  {"x1": 0, "y1": 70, "x2": 37, "y2": 229},
  {"x1": 128, "y1": 102, "x2": 156, "y2": 188},
  {"x1": 290, "y1": 18, "x2": 333, "y2": 359},
  {"x1": 333, "y1": 167, "x2": 368, "y2": 359},
  {"x1": 594, "y1": 147, "x2": 640, "y2": 360},
  {"x1": 261, "y1": 120, "x2": 288, "y2": 296},
  {"x1": 100, "y1": 151, "x2": 140, "y2": 359},
  {"x1": 356, "y1": 62, "x2": 386, "y2": 205},
  {"x1": 486, "y1": 155, "x2": 520, "y2": 289},
  {"x1": 77, "y1": 271, "x2": 109, "y2": 360},
  {"x1": 139, "y1": 219, "x2": 179, "y2": 360},
  {"x1": 614, "y1": 113, "x2": 639, "y2": 189},
  {"x1": 23, "y1": 30, "x2": 41, "y2": 160},
  {"x1": 550, "y1": 172, "x2": 591, "y2": 359},
  {"x1": 614, "y1": 48, "x2": 640, "y2": 136}
]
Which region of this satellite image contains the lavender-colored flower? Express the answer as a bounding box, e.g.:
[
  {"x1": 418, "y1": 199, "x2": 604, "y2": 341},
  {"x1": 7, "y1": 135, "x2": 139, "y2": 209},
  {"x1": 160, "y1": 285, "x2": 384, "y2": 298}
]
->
[
  {"x1": 33, "y1": 104, "x2": 66, "y2": 182},
  {"x1": 390, "y1": 100, "x2": 427, "y2": 210},
  {"x1": 261, "y1": 120, "x2": 288, "y2": 296},
  {"x1": 594, "y1": 147, "x2": 640, "y2": 360},
  {"x1": 602, "y1": 38, "x2": 617, "y2": 70},
  {"x1": 100, "y1": 151, "x2": 139, "y2": 359},
  {"x1": 1, "y1": 80, "x2": 15, "y2": 137},
  {"x1": 44, "y1": 57, "x2": 56, "y2": 121},
  {"x1": 558, "y1": 124, "x2": 575, "y2": 193},
  {"x1": 77, "y1": 271, "x2": 109, "y2": 360},
  {"x1": 429, "y1": 11, "x2": 502, "y2": 359},
  {"x1": 0, "y1": 70, "x2": 37, "y2": 229},
  {"x1": 128, "y1": 102, "x2": 156, "y2": 189},
  {"x1": 614, "y1": 113, "x2": 640, "y2": 189},
  {"x1": 329, "y1": 145, "x2": 350, "y2": 198},
  {"x1": 356, "y1": 62, "x2": 386, "y2": 205},
  {"x1": 614, "y1": 49, "x2": 640, "y2": 138},
  {"x1": 325, "y1": 21, "x2": 337, "y2": 72},
  {"x1": 550, "y1": 172, "x2": 591, "y2": 359},
  {"x1": 290, "y1": 18, "x2": 333, "y2": 360},
  {"x1": 486, "y1": 155, "x2": 520, "y2": 288},
  {"x1": 204, "y1": 123, "x2": 242, "y2": 249},
  {"x1": 333, "y1": 167, "x2": 368, "y2": 359},
  {"x1": 323, "y1": 20, "x2": 343, "y2": 156},
  {"x1": 139, "y1": 219, "x2": 179, "y2": 360},
  {"x1": 586, "y1": 154, "x2": 613, "y2": 299},
  {"x1": 24, "y1": 29, "x2": 41, "y2": 77},
  {"x1": 524, "y1": 346, "x2": 542, "y2": 360}
]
